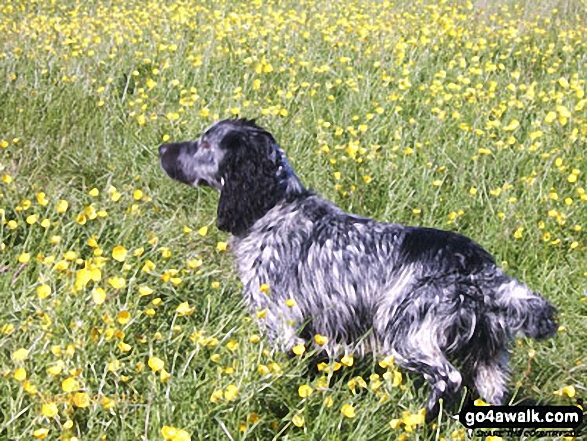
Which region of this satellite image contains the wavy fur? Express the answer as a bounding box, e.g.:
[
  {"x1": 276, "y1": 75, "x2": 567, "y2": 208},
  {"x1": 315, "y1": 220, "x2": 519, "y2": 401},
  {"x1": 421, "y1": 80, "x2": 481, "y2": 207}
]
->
[{"x1": 159, "y1": 118, "x2": 557, "y2": 422}]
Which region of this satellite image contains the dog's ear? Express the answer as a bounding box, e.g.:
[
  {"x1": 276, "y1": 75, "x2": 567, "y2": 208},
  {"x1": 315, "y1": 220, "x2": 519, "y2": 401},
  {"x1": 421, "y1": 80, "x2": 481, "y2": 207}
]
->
[{"x1": 216, "y1": 129, "x2": 283, "y2": 235}]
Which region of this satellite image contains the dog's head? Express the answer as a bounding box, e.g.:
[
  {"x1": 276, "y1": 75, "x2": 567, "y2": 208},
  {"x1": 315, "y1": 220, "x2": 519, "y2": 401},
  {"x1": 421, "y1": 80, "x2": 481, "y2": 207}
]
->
[{"x1": 159, "y1": 118, "x2": 304, "y2": 235}]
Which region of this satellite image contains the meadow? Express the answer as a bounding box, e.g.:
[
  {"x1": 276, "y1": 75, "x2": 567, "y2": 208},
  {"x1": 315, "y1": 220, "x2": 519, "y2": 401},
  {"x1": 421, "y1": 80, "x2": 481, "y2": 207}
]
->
[{"x1": 0, "y1": 0, "x2": 585, "y2": 439}]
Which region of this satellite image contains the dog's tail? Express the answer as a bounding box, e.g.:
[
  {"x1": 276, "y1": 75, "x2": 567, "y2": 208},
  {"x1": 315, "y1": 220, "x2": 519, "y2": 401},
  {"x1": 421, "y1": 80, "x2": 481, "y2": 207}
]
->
[{"x1": 496, "y1": 278, "x2": 558, "y2": 340}]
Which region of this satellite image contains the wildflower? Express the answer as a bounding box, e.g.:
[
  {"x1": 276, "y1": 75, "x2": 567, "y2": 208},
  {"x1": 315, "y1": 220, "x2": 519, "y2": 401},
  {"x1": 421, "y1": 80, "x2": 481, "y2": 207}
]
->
[
  {"x1": 341, "y1": 354, "x2": 354, "y2": 366},
  {"x1": 217, "y1": 241, "x2": 228, "y2": 251},
  {"x1": 55, "y1": 199, "x2": 69, "y2": 214},
  {"x1": 61, "y1": 377, "x2": 80, "y2": 392},
  {"x1": 108, "y1": 277, "x2": 126, "y2": 289},
  {"x1": 41, "y1": 402, "x2": 58, "y2": 418},
  {"x1": 138, "y1": 285, "x2": 153, "y2": 296},
  {"x1": 292, "y1": 413, "x2": 305, "y2": 427},
  {"x1": 292, "y1": 344, "x2": 305, "y2": 356},
  {"x1": 210, "y1": 390, "x2": 223, "y2": 403},
  {"x1": 341, "y1": 403, "x2": 356, "y2": 418},
  {"x1": 32, "y1": 428, "x2": 50, "y2": 439},
  {"x1": 112, "y1": 246, "x2": 128, "y2": 262},
  {"x1": 14, "y1": 367, "x2": 27, "y2": 381},
  {"x1": 503, "y1": 119, "x2": 520, "y2": 132},
  {"x1": 117, "y1": 310, "x2": 130, "y2": 324},
  {"x1": 554, "y1": 385, "x2": 576, "y2": 397},
  {"x1": 226, "y1": 339, "x2": 239, "y2": 352},
  {"x1": 72, "y1": 392, "x2": 91, "y2": 408},
  {"x1": 224, "y1": 384, "x2": 239, "y2": 401},
  {"x1": 92, "y1": 287, "x2": 107, "y2": 305},
  {"x1": 258, "y1": 364, "x2": 270, "y2": 375},
  {"x1": 142, "y1": 260, "x2": 156, "y2": 273},
  {"x1": 12, "y1": 348, "x2": 29, "y2": 362},
  {"x1": 298, "y1": 384, "x2": 313, "y2": 398},
  {"x1": 314, "y1": 334, "x2": 328, "y2": 346},
  {"x1": 148, "y1": 356, "x2": 165, "y2": 372},
  {"x1": 118, "y1": 341, "x2": 132, "y2": 352},
  {"x1": 176, "y1": 302, "x2": 195, "y2": 316}
]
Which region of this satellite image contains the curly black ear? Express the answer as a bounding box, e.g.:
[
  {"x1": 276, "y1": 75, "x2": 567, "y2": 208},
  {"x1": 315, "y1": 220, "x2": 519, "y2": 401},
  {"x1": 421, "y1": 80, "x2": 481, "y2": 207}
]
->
[{"x1": 216, "y1": 129, "x2": 285, "y2": 236}]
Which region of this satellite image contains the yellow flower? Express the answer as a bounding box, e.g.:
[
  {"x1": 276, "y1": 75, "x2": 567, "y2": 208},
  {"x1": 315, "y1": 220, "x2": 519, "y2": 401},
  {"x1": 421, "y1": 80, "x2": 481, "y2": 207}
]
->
[
  {"x1": 142, "y1": 259, "x2": 156, "y2": 273},
  {"x1": 285, "y1": 298, "x2": 296, "y2": 307},
  {"x1": 148, "y1": 356, "x2": 165, "y2": 372},
  {"x1": 138, "y1": 285, "x2": 153, "y2": 296},
  {"x1": 118, "y1": 341, "x2": 132, "y2": 352},
  {"x1": 62, "y1": 377, "x2": 80, "y2": 392},
  {"x1": 36, "y1": 283, "x2": 52, "y2": 299},
  {"x1": 12, "y1": 347, "x2": 29, "y2": 362},
  {"x1": 32, "y1": 428, "x2": 50, "y2": 439},
  {"x1": 216, "y1": 241, "x2": 228, "y2": 251},
  {"x1": 210, "y1": 389, "x2": 223, "y2": 403},
  {"x1": 18, "y1": 252, "x2": 31, "y2": 264},
  {"x1": 36, "y1": 192, "x2": 49, "y2": 206},
  {"x1": 224, "y1": 384, "x2": 239, "y2": 401},
  {"x1": 117, "y1": 310, "x2": 130, "y2": 324},
  {"x1": 24, "y1": 380, "x2": 38, "y2": 394},
  {"x1": 101, "y1": 396, "x2": 116, "y2": 410},
  {"x1": 503, "y1": 119, "x2": 520, "y2": 132},
  {"x1": 554, "y1": 385, "x2": 576, "y2": 397},
  {"x1": 161, "y1": 426, "x2": 191, "y2": 441},
  {"x1": 72, "y1": 392, "x2": 91, "y2": 408},
  {"x1": 92, "y1": 287, "x2": 107, "y2": 305},
  {"x1": 14, "y1": 367, "x2": 27, "y2": 381},
  {"x1": 41, "y1": 402, "x2": 59, "y2": 418},
  {"x1": 341, "y1": 403, "x2": 356, "y2": 418},
  {"x1": 226, "y1": 339, "x2": 239, "y2": 352},
  {"x1": 298, "y1": 384, "x2": 313, "y2": 398},
  {"x1": 314, "y1": 334, "x2": 328, "y2": 346},
  {"x1": 47, "y1": 360, "x2": 64, "y2": 376},
  {"x1": 341, "y1": 354, "x2": 354, "y2": 366},
  {"x1": 112, "y1": 245, "x2": 128, "y2": 262},
  {"x1": 292, "y1": 413, "x2": 305, "y2": 427},
  {"x1": 513, "y1": 227, "x2": 524, "y2": 239},
  {"x1": 403, "y1": 409, "x2": 426, "y2": 431},
  {"x1": 292, "y1": 344, "x2": 305, "y2": 356},
  {"x1": 56, "y1": 200, "x2": 68, "y2": 214},
  {"x1": 108, "y1": 277, "x2": 126, "y2": 289},
  {"x1": 176, "y1": 302, "x2": 195, "y2": 316}
]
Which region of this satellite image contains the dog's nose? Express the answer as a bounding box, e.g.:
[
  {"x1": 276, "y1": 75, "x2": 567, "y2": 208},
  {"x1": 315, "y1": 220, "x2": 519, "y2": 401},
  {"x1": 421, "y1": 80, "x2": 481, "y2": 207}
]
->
[{"x1": 159, "y1": 144, "x2": 169, "y2": 157}]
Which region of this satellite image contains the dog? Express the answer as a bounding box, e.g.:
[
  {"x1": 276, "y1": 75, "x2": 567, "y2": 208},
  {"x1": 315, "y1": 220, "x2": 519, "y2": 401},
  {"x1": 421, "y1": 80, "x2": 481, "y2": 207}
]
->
[{"x1": 159, "y1": 118, "x2": 557, "y2": 421}]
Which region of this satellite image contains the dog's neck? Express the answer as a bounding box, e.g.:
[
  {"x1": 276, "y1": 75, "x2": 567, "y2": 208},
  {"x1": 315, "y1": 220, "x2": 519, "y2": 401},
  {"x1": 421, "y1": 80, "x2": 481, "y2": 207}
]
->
[{"x1": 276, "y1": 153, "x2": 305, "y2": 199}]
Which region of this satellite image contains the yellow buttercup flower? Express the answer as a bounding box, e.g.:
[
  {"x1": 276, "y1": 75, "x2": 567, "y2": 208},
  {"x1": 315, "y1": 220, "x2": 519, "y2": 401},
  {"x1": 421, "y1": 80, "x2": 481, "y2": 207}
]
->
[
  {"x1": 148, "y1": 356, "x2": 165, "y2": 372},
  {"x1": 112, "y1": 245, "x2": 128, "y2": 262},
  {"x1": 340, "y1": 403, "x2": 356, "y2": 418}
]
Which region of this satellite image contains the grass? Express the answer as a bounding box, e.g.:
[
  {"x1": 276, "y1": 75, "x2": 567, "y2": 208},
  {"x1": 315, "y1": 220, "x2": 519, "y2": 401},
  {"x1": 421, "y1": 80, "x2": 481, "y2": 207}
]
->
[{"x1": 0, "y1": 0, "x2": 585, "y2": 439}]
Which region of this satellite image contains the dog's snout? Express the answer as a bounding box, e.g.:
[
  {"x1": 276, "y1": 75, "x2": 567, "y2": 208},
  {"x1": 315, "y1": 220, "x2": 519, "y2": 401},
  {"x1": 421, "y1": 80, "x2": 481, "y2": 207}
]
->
[{"x1": 159, "y1": 144, "x2": 169, "y2": 157}]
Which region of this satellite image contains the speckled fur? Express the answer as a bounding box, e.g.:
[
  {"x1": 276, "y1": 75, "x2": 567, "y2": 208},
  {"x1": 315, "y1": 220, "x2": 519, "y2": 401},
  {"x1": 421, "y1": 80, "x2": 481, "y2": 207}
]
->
[{"x1": 159, "y1": 118, "x2": 558, "y2": 421}]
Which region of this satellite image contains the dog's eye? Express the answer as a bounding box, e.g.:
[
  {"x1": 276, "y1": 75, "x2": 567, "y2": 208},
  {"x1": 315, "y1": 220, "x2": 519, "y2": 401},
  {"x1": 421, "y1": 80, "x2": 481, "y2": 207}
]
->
[{"x1": 200, "y1": 141, "x2": 211, "y2": 149}]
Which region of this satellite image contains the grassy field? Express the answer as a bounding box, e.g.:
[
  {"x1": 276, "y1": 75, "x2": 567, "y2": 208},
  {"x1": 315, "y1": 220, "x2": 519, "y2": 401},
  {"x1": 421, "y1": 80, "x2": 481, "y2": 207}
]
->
[{"x1": 0, "y1": 0, "x2": 585, "y2": 439}]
